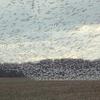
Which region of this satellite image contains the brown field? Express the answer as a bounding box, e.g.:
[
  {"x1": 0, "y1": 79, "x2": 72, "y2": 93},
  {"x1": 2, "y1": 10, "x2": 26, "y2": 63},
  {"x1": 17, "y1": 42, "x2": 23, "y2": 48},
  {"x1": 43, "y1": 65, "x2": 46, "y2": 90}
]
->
[{"x1": 0, "y1": 78, "x2": 100, "y2": 100}]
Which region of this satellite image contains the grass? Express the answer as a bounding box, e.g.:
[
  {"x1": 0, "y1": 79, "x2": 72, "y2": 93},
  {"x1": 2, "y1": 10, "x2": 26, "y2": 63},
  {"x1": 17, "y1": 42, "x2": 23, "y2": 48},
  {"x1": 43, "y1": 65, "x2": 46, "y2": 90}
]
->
[{"x1": 0, "y1": 78, "x2": 100, "y2": 100}]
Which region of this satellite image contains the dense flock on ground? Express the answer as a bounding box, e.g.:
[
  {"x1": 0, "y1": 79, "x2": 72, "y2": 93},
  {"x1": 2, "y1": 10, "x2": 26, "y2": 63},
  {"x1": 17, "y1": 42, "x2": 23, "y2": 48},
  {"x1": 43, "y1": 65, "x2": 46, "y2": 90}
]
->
[{"x1": 0, "y1": 58, "x2": 100, "y2": 80}]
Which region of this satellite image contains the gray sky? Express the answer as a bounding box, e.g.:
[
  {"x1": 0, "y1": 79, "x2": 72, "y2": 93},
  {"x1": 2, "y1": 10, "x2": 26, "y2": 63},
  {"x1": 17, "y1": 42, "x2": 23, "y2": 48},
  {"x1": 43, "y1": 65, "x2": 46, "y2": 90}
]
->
[{"x1": 0, "y1": 0, "x2": 100, "y2": 63}]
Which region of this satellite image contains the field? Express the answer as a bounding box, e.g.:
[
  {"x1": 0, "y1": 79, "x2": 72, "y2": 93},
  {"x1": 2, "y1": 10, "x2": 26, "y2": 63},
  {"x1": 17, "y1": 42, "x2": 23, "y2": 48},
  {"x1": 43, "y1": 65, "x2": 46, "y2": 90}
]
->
[{"x1": 0, "y1": 78, "x2": 100, "y2": 100}]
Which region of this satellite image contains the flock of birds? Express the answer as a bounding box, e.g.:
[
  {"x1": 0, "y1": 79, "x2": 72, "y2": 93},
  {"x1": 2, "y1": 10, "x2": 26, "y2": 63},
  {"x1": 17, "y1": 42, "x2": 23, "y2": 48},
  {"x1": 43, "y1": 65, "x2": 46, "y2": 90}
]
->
[
  {"x1": 0, "y1": 0, "x2": 100, "y2": 63},
  {"x1": 0, "y1": 58, "x2": 100, "y2": 80}
]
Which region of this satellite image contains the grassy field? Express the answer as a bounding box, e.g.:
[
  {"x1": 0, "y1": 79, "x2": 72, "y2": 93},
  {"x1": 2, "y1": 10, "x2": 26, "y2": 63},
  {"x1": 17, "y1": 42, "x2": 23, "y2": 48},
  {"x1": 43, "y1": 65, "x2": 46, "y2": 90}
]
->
[{"x1": 0, "y1": 78, "x2": 100, "y2": 100}]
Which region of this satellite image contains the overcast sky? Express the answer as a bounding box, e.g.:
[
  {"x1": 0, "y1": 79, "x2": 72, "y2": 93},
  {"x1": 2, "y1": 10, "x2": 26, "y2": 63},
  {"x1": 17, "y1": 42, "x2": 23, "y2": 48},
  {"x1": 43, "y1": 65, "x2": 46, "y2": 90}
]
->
[{"x1": 0, "y1": 0, "x2": 100, "y2": 63}]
